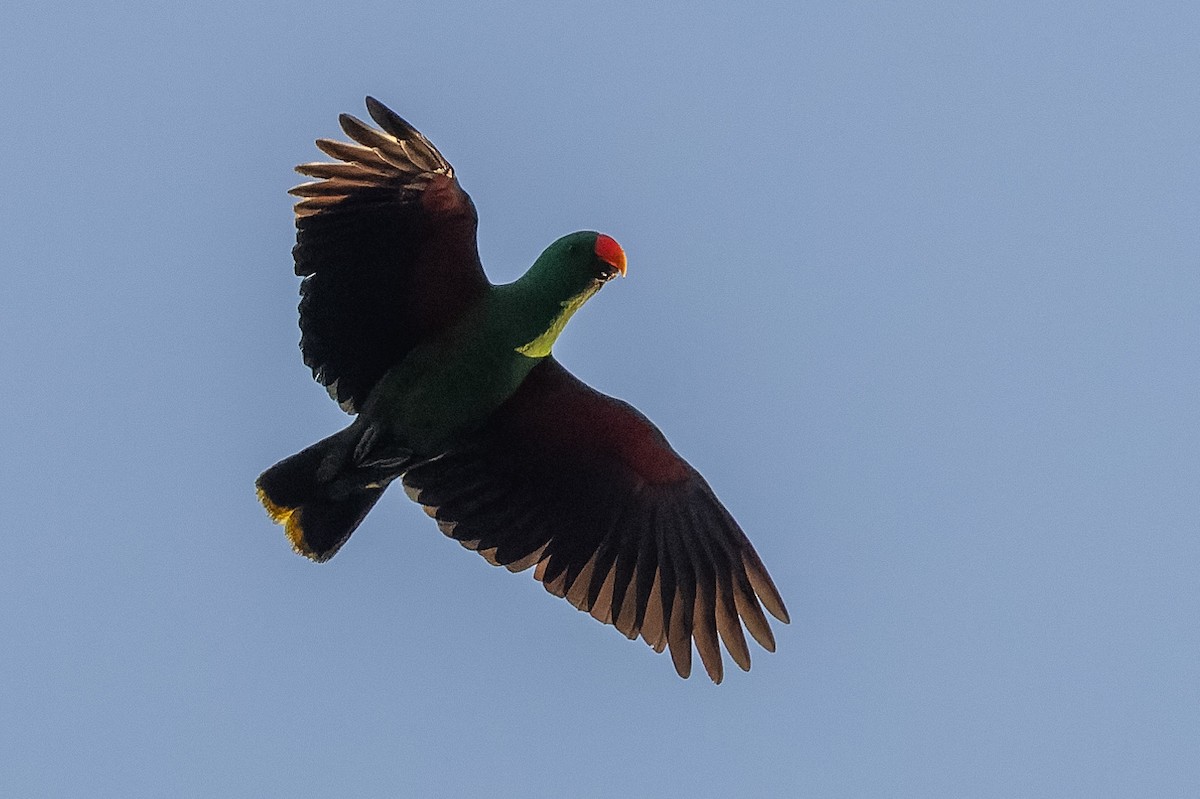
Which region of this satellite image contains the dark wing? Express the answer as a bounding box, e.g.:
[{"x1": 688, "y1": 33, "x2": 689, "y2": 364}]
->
[
  {"x1": 401, "y1": 357, "x2": 789, "y2": 683},
  {"x1": 290, "y1": 97, "x2": 489, "y2": 412}
]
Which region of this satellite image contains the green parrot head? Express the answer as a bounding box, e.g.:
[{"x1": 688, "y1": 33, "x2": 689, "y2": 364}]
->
[
  {"x1": 512, "y1": 231, "x2": 627, "y2": 358},
  {"x1": 529, "y1": 230, "x2": 627, "y2": 296}
]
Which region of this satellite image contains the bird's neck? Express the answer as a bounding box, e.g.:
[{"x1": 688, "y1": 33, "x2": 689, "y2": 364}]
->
[{"x1": 497, "y1": 264, "x2": 598, "y2": 359}]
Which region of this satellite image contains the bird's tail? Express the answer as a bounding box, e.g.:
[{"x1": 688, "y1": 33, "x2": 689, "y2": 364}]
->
[{"x1": 256, "y1": 425, "x2": 404, "y2": 562}]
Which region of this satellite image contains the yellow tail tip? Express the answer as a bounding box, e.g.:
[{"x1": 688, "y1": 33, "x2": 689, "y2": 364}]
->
[
  {"x1": 256, "y1": 485, "x2": 292, "y2": 523},
  {"x1": 256, "y1": 485, "x2": 315, "y2": 559}
]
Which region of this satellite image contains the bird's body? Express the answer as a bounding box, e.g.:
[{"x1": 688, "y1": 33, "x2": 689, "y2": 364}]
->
[
  {"x1": 258, "y1": 98, "x2": 788, "y2": 682},
  {"x1": 360, "y1": 233, "x2": 609, "y2": 455}
]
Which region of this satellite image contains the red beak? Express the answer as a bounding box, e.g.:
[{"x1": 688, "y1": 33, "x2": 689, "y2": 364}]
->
[{"x1": 594, "y1": 233, "x2": 627, "y2": 277}]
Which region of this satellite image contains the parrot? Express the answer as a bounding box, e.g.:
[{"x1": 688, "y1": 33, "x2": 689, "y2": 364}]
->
[{"x1": 256, "y1": 98, "x2": 789, "y2": 683}]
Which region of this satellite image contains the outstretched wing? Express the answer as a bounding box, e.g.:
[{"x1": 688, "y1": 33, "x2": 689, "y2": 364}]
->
[
  {"x1": 290, "y1": 97, "x2": 489, "y2": 412},
  {"x1": 401, "y1": 358, "x2": 789, "y2": 683}
]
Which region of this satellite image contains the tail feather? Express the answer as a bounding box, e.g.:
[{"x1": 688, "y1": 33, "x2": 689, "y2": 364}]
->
[{"x1": 256, "y1": 427, "x2": 394, "y2": 562}]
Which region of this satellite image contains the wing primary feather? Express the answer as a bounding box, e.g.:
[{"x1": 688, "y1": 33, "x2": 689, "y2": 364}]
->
[
  {"x1": 677, "y1": 503, "x2": 724, "y2": 682},
  {"x1": 742, "y1": 546, "x2": 791, "y2": 624},
  {"x1": 394, "y1": 139, "x2": 445, "y2": 175},
  {"x1": 696, "y1": 491, "x2": 788, "y2": 638},
  {"x1": 365, "y1": 96, "x2": 423, "y2": 140},
  {"x1": 605, "y1": 500, "x2": 645, "y2": 630},
  {"x1": 493, "y1": 520, "x2": 554, "y2": 571},
  {"x1": 370, "y1": 142, "x2": 435, "y2": 176},
  {"x1": 288, "y1": 179, "x2": 378, "y2": 197},
  {"x1": 552, "y1": 478, "x2": 627, "y2": 601},
  {"x1": 699, "y1": 520, "x2": 752, "y2": 671},
  {"x1": 364, "y1": 96, "x2": 452, "y2": 174},
  {"x1": 700, "y1": 492, "x2": 790, "y2": 625},
  {"x1": 692, "y1": 591, "x2": 723, "y2": 683},
  {"x1": 612, "y1": 565, "x2": 641, "y2": 639},
  {"x1": 294, "y1": 205, "x2": 324, "y2": 219},
  {"x1": 682, "y1": 495, "x2": 750, "y2": 669},
  {"x1": 588, "y1": 567, "x2": 617, "y2": 625},
  {"x1": 661, "y1": 503, "x2": 697, "y2": 679},
  {"x1": 340, "y1": 112, "x2": 444, "y2": 176},
  {"x1": 641, "y1": 568, "x2": 667, "y2": 653},
  {"x1": 715, "y1": 574, "x2": 751, "y2": 671},
  {"x1": 609, "y1": 503, "x2": 652, "y2": 637},
  {"x1": 542, "y1": 565, "x2": 569, "y2": 598},
  {"x1": 667, "y1": 585, "x2": 692, "y2": 679},
  {"x1": 606, "y1": 556, "x2": 634, "y2": 633},
  {"x1": 583, "y1": 501, "x2": 632, "y2": 612},
  {"x1": 505, "y1": 542, "x2": 548, "y2": 574},
  {"x1": 314, "y1": 138, "x2": 395, "y2": 170},
  {"x1": 565, "y1": 551, "x2": 600, "y2": 610},
  {"x1": 732, "y1": 567, "x2": 776, "y2": 652},
  {"x1": 293, "y1": 196, "x2": 348, "y2": 213},
  {"x1": 538, "y1": 548, "x2": 571, "y2": 594},
  {"x1": 630, "y1": 503, "x2": 661, "y2": 638},
  {"x1": 337, "y1": 114, "x2": 407, "y2": 157},
  {"x1": 538, "y1": 517, "x2": 592, "y2": 596},
  {"x1": 295, "y1": 161, "x2": 393, "y2": 179}
]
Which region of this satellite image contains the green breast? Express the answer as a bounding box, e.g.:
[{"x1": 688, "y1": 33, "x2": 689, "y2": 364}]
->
[{"x1": 359, "y1": 268, "x2": 598, "y2": 454}]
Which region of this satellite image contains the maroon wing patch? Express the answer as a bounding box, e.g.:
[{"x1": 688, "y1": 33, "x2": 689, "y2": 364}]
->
[
  {"x1": 290, "y1": 98, "x2": 489, "y2": 412},
  {"x1": 401, "y1": 357, "x2": 789, "y2": 683}
]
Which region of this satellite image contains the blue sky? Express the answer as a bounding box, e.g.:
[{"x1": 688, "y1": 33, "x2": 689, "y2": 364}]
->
[{"x1": 3, "y1": 2, "x2": 1198, "y2": 796}]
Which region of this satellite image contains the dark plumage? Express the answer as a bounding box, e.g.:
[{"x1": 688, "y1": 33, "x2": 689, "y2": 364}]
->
[{"x1": 257, "y1": 98, "x2": 788, "y2": 682}]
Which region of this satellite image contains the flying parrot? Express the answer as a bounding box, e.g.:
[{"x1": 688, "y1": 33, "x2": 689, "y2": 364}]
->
[{"x1": 256, "y1": 98, "x2": 789, "y2": 682}]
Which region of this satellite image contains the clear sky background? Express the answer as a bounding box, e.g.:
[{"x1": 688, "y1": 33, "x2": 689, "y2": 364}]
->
[{"x1": 3, "y1": 2, "x2": 1197, "y2": 796}]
